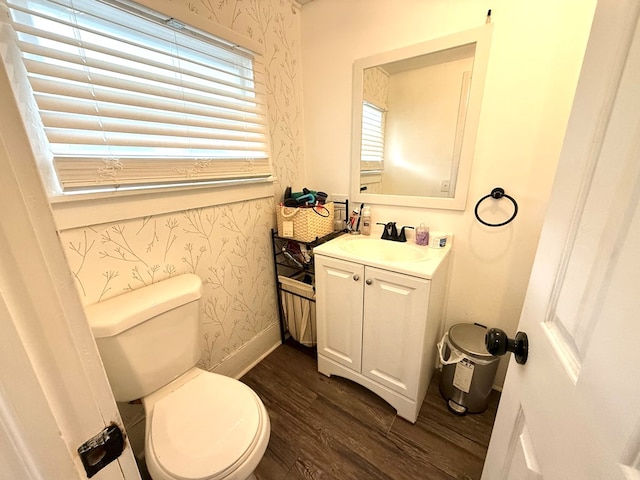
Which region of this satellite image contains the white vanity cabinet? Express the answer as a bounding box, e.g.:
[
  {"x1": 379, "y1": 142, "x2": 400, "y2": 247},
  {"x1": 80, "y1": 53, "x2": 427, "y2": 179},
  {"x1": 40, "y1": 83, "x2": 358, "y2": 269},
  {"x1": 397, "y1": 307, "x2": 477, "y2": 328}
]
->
[
  {"x1": 314, "y1": 256, "x2": 365, "y2": 373},
  {"x1": 315, "y1": 252, "x2": 449, "y2": 423}
]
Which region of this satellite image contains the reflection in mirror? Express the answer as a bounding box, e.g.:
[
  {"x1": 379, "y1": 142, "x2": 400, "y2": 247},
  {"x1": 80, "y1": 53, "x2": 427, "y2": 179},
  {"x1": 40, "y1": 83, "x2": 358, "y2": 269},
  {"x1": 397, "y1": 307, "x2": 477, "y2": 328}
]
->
[
  {"x1": 351, "y1": 25, "x2": 492, "y2": 210},
  {"x1": 361, "y1": 44, "x2": 474, "y2": 197}
]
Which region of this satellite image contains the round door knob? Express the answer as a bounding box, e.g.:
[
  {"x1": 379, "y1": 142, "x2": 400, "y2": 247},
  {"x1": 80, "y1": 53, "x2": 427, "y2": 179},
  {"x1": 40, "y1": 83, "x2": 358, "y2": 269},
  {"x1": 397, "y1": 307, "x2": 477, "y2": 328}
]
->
[
  {"x1": 353, "y1": 274, "x2": 360, "y2": 281},
  {"x1": 365, "y1": 279, "x2": 372, "y2": 285},
  {"x1": 485, "y1": 328, "x2": 529, "y2": 365}
]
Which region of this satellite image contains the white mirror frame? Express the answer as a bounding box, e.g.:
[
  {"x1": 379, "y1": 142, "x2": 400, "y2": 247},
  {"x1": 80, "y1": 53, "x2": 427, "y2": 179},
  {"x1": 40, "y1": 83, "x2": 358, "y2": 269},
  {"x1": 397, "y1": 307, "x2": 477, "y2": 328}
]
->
[{"x1": 350, "y1": 24, "x2": 493, "y2": 210}]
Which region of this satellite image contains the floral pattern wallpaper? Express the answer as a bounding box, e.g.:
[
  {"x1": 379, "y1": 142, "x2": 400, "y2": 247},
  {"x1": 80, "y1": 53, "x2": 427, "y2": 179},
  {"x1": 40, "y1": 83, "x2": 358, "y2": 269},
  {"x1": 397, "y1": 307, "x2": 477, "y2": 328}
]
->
[
  {"x1": 59, "y1": 0, "x2": 305, "y2": 371},
  {"x1": 61, "y1": 199, "x2": 276, "y2": 370},
  {"x1": 363, "y1": 66, "x2": 389, "y2": 110},
  {"x1": 185, "y1": 0, "x2": 305, "y2": 186}
]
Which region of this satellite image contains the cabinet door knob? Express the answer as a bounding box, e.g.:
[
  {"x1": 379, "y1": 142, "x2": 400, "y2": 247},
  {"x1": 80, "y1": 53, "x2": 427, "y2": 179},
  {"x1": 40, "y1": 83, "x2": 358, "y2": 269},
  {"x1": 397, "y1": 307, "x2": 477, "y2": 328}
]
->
[
  {"x1": 353, "y1": 274, "x2": 360, "y2": 281},
  {"x1": 365, "y1": 279, "x2": 372, "y2": 285}
]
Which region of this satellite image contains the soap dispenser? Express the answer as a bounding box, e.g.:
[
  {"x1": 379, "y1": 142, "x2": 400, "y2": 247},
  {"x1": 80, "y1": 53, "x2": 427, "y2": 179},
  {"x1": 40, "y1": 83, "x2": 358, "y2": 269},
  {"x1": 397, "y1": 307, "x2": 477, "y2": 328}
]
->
[{"x1": 416, "y1": 223, "x2": 429, "y2": 246}]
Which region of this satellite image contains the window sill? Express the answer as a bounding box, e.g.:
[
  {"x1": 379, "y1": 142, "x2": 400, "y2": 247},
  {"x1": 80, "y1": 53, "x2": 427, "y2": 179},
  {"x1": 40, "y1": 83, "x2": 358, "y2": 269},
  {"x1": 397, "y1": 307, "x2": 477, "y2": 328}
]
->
[{"x1": 50, "y1": 178, "x2": 275, "y2": 231}]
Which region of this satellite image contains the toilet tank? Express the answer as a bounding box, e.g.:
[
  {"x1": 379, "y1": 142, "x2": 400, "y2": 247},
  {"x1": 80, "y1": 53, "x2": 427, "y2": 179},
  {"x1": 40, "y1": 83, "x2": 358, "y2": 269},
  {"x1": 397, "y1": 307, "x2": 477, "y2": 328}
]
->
[{"x1": 85, "y1": 274, "x2": 203, "y2": 402}]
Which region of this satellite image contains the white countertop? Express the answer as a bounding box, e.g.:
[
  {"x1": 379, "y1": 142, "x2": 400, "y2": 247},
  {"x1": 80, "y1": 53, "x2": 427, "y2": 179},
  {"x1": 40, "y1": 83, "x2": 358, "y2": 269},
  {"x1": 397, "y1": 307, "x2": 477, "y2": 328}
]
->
[{"x1": 313, "y1": 233, "x2": 451, "y2": 280}]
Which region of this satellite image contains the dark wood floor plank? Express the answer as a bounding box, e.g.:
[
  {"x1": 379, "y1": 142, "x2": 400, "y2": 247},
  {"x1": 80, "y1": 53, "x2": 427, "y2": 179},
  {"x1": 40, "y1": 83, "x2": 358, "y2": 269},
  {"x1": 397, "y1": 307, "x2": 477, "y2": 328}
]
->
[
  {"x1": 253, "y1": 392, "x2": 324, "y2": 476},
  {"x1": 386, "y1": 418, "x2": 486, "y2": 479},
  {"x1": 254, "y1": 342, "x2": 397, "y2": 435},
  {"x1": 255, "y1": 448, "x2": 290, "y2": 480},
  {"x1": 242, "y1": 358, "x2": 317, "y2": 415},
  {"x1": 417, "y1": 376, "x2": 499, "y2": 448},
  {"x1": 312, "y1": 374, "x2": 397, "y2": 435},
  {"x1": 242, "y1": 341, "x2": 501, "y2": 480},
  {"x1": 306, "y1": 394, "x2": 452, "y2": 480},
  {"x1": 263, "y1": 402, "x2": 391, "y2": 480},
  {"x1": 250, "y1": 375, "x2": 388, "y2": 480}
]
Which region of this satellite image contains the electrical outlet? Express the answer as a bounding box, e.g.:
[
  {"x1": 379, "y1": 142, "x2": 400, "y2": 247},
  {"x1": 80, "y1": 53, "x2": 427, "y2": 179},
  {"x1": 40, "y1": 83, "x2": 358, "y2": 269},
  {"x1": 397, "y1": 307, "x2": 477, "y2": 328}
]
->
[
  {"x1": 440, "y1": 180, "x2": 450, "y2": 192},
  {"x1": 330, "y1": 193, "x2": 348, "y2": 203}
]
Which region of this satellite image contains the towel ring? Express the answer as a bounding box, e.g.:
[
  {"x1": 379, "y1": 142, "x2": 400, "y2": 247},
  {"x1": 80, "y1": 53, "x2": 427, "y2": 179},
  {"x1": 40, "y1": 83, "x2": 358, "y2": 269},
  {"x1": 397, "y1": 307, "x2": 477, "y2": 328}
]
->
[{"x1": 474, "y1": 187, "x2": 518, "y2": 227}]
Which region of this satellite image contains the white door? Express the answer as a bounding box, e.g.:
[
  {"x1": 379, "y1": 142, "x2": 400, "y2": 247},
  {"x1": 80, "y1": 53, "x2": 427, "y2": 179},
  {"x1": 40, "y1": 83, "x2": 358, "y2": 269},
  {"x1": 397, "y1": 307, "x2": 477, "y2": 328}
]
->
[
  {"x1": 315, "y1": 255, "x2": 365, "y2": 372},
  {"x1": 361, "y1": 266, "x2": 430, "y2": 398},
  {"x1": 483, "y1": 1, "x2": 640, "y2": 479},
  {"x1": 0, "y1": 61, "x2": 140, "y2": 478}
]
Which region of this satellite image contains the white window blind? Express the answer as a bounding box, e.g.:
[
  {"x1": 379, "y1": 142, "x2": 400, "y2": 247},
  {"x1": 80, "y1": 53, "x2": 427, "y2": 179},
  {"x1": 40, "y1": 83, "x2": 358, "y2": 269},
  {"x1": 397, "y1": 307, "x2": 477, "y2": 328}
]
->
[
  {"x1": 5, "y1": 0, "x2": 271, "y2": 191},
  {"x1": 360, "y1": 101, "x2": 385, "y2": 172}
]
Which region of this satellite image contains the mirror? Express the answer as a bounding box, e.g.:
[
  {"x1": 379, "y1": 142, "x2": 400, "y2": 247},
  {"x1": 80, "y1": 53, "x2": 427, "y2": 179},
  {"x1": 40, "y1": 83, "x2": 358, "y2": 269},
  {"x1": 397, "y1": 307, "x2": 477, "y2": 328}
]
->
[{"x1": 350, "y1": 25, "x2": 492, "y2": 210}]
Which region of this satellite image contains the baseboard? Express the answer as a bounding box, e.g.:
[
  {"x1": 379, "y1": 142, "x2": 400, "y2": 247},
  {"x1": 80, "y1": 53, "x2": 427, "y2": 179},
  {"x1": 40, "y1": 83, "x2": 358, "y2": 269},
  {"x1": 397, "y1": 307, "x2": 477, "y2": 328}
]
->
[{"x1": 211, "y1": 322, "x2": 281, "y2": 379}]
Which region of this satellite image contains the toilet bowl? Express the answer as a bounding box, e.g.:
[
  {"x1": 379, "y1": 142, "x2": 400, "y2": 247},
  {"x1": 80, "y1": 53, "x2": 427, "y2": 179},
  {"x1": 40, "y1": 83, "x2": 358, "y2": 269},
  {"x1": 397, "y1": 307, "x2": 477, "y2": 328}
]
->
[
  {"x1": 143, "y1": 368, "x2": 269, "y2": 480},
  {"x1": 85, "y1": 274, "x2": 270, "y2": 480}
]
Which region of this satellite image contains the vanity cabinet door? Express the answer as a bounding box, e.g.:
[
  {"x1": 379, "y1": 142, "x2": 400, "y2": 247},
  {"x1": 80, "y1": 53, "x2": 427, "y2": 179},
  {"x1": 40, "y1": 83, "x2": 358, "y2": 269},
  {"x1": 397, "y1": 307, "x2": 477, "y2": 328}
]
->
[
  {"x1": 361, "y1": 266, "x2": 430, "y2": 399},
  {"x1": 315, "y1": 255, "x2": 364, "y2": 373}
]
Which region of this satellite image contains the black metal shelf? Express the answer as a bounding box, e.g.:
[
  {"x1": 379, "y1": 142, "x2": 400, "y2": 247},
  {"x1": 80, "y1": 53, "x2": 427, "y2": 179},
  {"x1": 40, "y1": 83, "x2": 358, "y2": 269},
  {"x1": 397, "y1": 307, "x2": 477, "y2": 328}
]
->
[{"x1": 270, "y1": 228, "x2": 346, "y2": 343}]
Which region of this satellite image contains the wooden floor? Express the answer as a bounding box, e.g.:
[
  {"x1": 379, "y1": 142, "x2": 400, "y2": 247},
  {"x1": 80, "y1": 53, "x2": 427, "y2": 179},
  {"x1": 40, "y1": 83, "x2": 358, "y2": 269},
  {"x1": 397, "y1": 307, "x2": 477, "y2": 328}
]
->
[{"x1": 242, "y1": 341, "x2": 500, "y2": 480}]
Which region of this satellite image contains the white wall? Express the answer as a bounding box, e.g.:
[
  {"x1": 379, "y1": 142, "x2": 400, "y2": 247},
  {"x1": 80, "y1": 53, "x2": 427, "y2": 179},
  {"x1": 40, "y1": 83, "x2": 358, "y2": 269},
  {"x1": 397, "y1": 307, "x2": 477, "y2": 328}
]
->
[
  {"x1": 301, "y1": 0, "x2": 596, "y2": 386},
  {"x1": 384, "y1": 56, "x2": 473, "y2": 197}
]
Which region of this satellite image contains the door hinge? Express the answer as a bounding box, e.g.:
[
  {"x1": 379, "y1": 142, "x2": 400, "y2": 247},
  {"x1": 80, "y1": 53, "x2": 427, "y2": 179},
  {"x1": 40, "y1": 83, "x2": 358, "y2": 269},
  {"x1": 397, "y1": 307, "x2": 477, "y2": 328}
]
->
[{"x1": 77, "y1": 423, "x2": 126, "y2": 478}]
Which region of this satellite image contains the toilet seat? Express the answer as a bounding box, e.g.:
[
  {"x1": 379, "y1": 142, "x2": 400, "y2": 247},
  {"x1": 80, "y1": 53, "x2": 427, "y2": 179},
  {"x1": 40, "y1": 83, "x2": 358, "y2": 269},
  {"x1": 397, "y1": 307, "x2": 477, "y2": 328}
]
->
[{"x1": 146, "y1": 371, "x2": 267, "y2": 480}]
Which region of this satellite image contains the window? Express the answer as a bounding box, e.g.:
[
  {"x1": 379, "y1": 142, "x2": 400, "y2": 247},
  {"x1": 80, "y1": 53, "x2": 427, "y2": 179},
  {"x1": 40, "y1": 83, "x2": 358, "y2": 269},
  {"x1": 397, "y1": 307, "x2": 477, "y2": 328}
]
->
[
  {"x1": 360, "y1": 101, "x2": 385, "y2": 172},
  {"x1": 4, "y1": 0, "x2": 270, "y2": 192}
]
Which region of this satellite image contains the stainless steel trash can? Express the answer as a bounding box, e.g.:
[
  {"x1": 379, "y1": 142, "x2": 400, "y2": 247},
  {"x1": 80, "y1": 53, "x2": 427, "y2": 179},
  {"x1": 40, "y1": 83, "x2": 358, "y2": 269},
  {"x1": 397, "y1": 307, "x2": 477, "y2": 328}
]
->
[{"x1": 438, "y1": 323, "x2": 499, "y2": 414}]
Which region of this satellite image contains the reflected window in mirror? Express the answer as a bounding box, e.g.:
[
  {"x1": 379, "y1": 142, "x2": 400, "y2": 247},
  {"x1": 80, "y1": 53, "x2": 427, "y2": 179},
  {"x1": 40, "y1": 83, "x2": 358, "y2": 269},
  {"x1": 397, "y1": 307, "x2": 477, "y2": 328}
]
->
[
  {"x1": 361, "y1": 45, "x2": 474, "y2": 199},
  {"x1": 350, "y1": 25, "x2": 493, "y2": 210},
  {"x1": 360, "y1": 102, "x2": 385, "y2": 194}
]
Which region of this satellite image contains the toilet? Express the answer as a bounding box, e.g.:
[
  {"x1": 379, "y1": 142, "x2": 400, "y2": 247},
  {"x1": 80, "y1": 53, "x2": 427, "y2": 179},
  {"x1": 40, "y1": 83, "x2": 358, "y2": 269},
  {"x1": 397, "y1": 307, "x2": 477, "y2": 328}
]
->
[{"x1": 85, "y1": 274, "x2": 270, "y2": 480}]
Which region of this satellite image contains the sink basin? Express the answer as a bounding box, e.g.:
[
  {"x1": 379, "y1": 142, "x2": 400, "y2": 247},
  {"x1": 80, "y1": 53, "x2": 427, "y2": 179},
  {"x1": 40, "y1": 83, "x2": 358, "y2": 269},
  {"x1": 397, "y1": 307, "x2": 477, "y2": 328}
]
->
[
  {"x1": 339, "y1": 237, "x2": 435, "y2": 263},
  {"x1": 314, "y1": 233, "x2": 450, "y2": 279}
]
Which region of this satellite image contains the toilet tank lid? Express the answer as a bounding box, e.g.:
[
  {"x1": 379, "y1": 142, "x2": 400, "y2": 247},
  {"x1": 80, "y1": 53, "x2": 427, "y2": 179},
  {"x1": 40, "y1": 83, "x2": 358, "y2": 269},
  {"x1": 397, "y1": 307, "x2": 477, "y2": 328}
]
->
[{"x1": 86, "y1": 274, "x2": 202, "y2": 338}]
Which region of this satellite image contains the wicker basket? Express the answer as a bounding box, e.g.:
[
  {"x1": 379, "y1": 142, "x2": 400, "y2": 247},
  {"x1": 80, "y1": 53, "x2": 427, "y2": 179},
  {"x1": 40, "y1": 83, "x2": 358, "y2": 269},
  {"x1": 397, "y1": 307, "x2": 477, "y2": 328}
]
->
[{"x1": 276, "y1": 202, "x2": 334, "y2": 242}]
